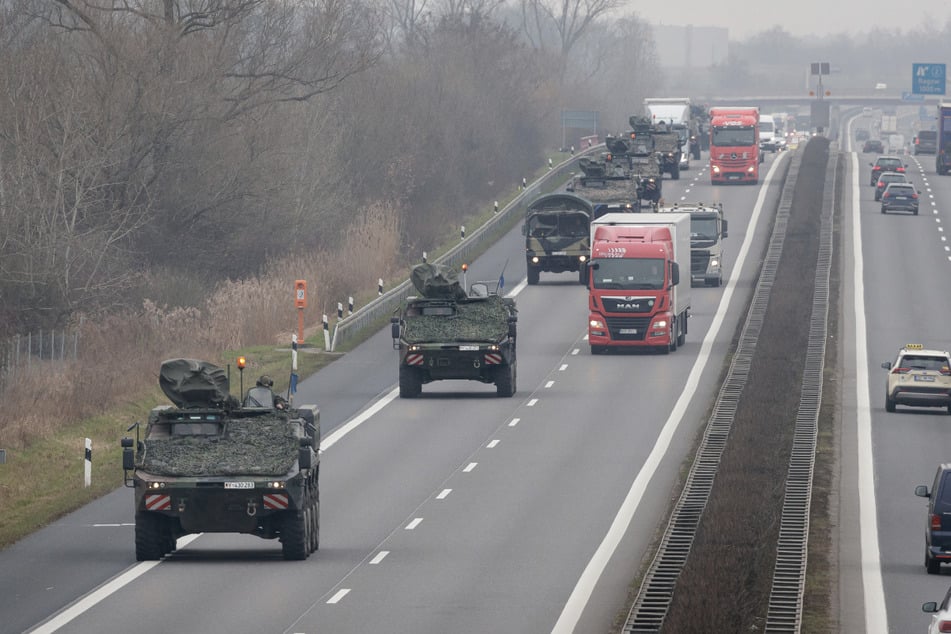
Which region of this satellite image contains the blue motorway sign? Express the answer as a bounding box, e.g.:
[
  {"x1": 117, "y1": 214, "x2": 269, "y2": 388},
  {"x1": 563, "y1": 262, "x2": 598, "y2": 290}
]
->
[
  {"x1": 902, "y1": 91, "x2": 925, "y2": 102},
  {"x1": 913, "y1": 63, "x2": 946, "y2": 95}
]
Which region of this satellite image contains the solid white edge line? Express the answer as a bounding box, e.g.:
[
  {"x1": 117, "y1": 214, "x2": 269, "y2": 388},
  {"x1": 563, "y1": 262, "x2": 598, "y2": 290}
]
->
[
  {"x1": 29, "y1": 534, "x2": 202, "y2": 634},
  {"x1": 852, "y1": 152, "x2": 888, "y2": 633},
  {"x1": 550, "y1": 153, "x2": 789, "y2": 634}
]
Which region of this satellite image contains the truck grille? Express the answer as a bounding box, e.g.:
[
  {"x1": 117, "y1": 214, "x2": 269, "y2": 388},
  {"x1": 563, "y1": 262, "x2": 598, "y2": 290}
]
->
[
  {"x1": 601, "y1": 297, "x2": 655, "y2": 313},
  {"x1": 605, "y1": 316, "x2": 652, "y2": 341},
  {"x1": 691, "y1": 252, "x2": 710, "y2": 274}
]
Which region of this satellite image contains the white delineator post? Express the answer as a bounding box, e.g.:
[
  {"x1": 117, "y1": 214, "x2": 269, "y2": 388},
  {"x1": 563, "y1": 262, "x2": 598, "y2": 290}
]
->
[{"x1": 84, "y1": 438, "x2": 92, "y2": 488}]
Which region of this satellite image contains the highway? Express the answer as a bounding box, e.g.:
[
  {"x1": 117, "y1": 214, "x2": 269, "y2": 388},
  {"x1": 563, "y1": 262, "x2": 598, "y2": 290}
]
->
[
  {"x1": 1, "y1": 152, "x2": 788, "y2": 634},
  {"x1": 840, "y1": 113, "x2": 951, "y2": 633}
]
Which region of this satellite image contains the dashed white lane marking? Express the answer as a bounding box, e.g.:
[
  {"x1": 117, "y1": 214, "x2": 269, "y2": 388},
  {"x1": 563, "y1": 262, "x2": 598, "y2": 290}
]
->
[
  {"x1": 571, "y1": 348, "x2": 580, "y2": 355},
  {"x1": 486, "y1": 439, "x2": 500, "y2": 448},
  {"x1": 437, "y1": 489, "x2": 451, "y2": 499},
  {"x1": 559, "y1": 364, "x2": 568, "y2": 371},
  {"x1": 545, "y1": 381, "x2": 555, "y2": 388},
  {"x1": 463, "y1": 462, "x2": 477, "y2": 472},
  {"x1": 527, "y1": 398, "x2": 538, "y2": 406},
  {"x1": 509, "y1": 418, "x2": 520, "y2": 427},
  {"x1": 370, "y1": 551, "x2": 389, "y2": 564},
  {"x1": 405, "y1": 518, "x2": 423, "y2": 530},
  {"x1": 327, "y1": 589, "x2": 350, "y2": 604}
]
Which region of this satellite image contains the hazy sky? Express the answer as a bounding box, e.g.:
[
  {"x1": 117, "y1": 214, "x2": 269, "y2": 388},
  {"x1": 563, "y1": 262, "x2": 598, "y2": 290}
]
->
[{"x1": 648, "y1": 2, "x2": 951, "y2": 40}]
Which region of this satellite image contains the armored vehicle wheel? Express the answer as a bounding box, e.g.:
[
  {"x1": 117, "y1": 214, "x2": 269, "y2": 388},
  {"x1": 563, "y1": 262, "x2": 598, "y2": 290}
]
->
[
  {"x1": 135, "y1": 512, "x2": 165, "y2": 561},
  {"x1": 399, "y1": 365, "x2": 422, "y2": 398},
  {"x1": 310, "y1": 496, "x2": 320, "y2": 553},
  {"x1": 527, "y1": 266, "x2": 540, "y2": 285},
  {"x1": 281, "y1": 509, "x2": 309, "y2": 560},
  {"x1": 496, "y1": 363, "x2": 516, "y2": 397}
]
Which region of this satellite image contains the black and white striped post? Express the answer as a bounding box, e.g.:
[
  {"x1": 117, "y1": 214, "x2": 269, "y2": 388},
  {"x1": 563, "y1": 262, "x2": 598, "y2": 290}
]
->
[
  {"x1": 337, "y1": 302, "x2": 343, "y2": 319},
  {"x1": 348, "y1": 296, "x2": 354, "y2": 315},
  {"x1": 460, "y1": 225, "x2": 465, "y2": 240},
  {"x1": 494, "y1": 200, "x2": 499, "y2": 213},
  {"x1": 378, "y1": 278, "x2": 384, "y2": 296},
  {"x1": 84, "y1": 438, "x2": 92, "y2": 488},
  {"x1": 548, "y1": 157, "x2": 553, "y2": 170},
  {"x1": 422, "y1": 251, "x2": 428, "y2": 263},
  {"x1": 322, "y1": 314, "x2": 330, "y2": 350},
  {"x1": 521, "y1": 177, "x2": 527, "y2": 190}
]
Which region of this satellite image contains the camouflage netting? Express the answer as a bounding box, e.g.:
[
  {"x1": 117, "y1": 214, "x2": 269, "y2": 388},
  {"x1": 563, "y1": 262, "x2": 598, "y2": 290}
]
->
[
  {"x1": 138, "y1": 416, "x2": 299, "y2": 476},
  {"x1": 653, "y1": 133, "x2": 682, "y2": 152},
  {"x1": 411, "y1": 263, "x2": 468, "y2": 300},
  {"x1": 403, "y1": 295, "x2": 514, "y2": 343}
]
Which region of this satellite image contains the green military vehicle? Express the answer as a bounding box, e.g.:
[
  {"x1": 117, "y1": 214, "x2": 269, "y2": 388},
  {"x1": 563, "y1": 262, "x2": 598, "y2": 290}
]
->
[
  {"x1": 121, "y1": 359, "x2": 320, "y2": 561},
  {"x1": 626, "y1": 118, "x2": 664, "y2": 209},
  {"x1": 657, "y1": 202, "x2": 729, "y2": 287},
  {"x1": 652, "y1": 129, "x2": 684, "y2": 180},
  {"x1": 391, "y1": 263, "x2": 517, "y2": 397},
  {"x1": 523, "y1": 193, "x2": 593, "y2": 285}
]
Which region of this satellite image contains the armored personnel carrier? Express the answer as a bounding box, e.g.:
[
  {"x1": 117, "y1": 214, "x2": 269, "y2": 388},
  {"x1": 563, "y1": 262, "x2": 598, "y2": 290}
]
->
[
  {"x1": 121, "y1": 359, "x2": 320, "y2": 561},
  {"x1": 391, "y1": 263, "x2": 517, "y2": 397},
  {"x1": 627, "y1": 116, "x2": 663, "y2": 209}
]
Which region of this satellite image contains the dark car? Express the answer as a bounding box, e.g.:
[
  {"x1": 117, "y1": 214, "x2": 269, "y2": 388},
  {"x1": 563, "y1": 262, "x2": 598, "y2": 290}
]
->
[
  {"x1": 915, "y1": 130, "x2": 938, "y2": 155},
  {"x1": 874, "y1": 172, "x2": 909, "y2": 201},
  {"x1": 863, "y1": 139, "x2": 884, "y2": 154},
  {"x1": 881, "y1": 183, "x2": 919, "y2": 214},
  {"x1": 869, "y1": 155, "x2": 905, "y2": 185},
  {"x1": 916, "y1": 465, "x2": 951, "y2": 574}
]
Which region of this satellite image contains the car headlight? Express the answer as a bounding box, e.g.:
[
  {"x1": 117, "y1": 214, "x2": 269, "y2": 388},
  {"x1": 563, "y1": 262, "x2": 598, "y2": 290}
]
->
[
  {"x1": 589, "y1": 318, "x2": 606, "y2": 329},
  {"x1": 712, "y1": 165, "x2": 721, "y2": 173},
  {"x1": 531, "y1": 256, "x2": 540, "y2": 264}
]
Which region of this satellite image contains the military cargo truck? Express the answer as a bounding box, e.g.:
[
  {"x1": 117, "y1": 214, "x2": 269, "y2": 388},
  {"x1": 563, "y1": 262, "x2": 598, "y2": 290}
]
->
[
  {"x1": 523, "y1": 193, "x2": 593, "y2": 284},
  {"x1": 121, "y1": 359, "x2": 320, "y2": 561},
  {"x1": 391, "y1": 263, "x2": 517, "y2": 397}
]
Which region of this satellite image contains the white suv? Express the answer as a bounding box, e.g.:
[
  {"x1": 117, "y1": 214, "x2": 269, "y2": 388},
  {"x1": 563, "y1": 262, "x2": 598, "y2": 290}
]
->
[{"x1": 881, "y1": 344, "x2": 951, "y2": 413}]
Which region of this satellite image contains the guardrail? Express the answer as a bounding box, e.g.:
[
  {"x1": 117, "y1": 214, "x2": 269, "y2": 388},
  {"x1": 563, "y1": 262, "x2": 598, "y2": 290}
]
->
[{"x1": 329, "y1": 148, "x2": 601, "y2": 351}]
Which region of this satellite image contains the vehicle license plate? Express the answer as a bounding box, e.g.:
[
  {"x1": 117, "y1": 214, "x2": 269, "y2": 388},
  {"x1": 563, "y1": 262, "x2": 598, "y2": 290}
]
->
[
  {"x1": 554, "y1": 251, "x2": 567, "y2": 255},
  {"x1": 619, "y1": 328, "x2": 638, "y2": 334},
  {"x1": 224, "y1": 482, "x2": 254, "y2": 489},
  {"x1": 914, "y1": 375, "x2": 936, "y2": 382},
  {"x1": 459, "y1": 345, "x2": 479, "y2": 351}
]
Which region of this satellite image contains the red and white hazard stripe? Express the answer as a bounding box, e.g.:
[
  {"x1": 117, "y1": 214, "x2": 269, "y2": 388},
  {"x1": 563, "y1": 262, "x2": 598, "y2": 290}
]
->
[
  {"x1": 484, "y1": 353, "x2": 502, "y2": 365},
  {"x1": 406, "y1": 353, "x2": 424, "y2": 366},
  {"x1": 145, "y1": 494, "x2": 171, "y2": 511},
  {"x1": 263, "y1": 493, "x2": 289, "y2": 510}
]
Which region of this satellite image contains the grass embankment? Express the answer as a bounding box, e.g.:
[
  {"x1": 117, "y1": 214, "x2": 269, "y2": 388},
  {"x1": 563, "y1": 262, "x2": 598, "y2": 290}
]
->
[{"x1": 0, "y1": 151, "x2": 573, "y2": 549}]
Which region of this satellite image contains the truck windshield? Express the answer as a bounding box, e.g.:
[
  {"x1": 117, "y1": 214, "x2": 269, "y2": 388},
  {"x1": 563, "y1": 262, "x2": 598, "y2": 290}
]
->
[
  {"x1": 528, "y1": 212, "x2": 589, "y2": 238},
  {"x1": 712, "y1": 127, "x2": 755, "y2": 146},
  {"x1": 690, "y1": 217, "x2": 719, "y2": 241},
  {"x1": 592, "y1": 258, "x2": 665, "y2": 290}
]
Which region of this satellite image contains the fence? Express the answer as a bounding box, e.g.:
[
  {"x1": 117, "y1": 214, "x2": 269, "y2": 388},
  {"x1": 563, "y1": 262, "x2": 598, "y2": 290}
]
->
[
  {"x1": 0, "y1": 329, "x2": 80, "y2": 389},
  {"x1": 329, "y1": 147, "x2": 601, "y2": 351}
]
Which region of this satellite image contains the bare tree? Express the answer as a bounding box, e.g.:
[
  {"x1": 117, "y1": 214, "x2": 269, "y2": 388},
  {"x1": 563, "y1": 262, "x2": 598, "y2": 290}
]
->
[{"x1": 518, "y1": 0, "x2": 626, "y2": 59}]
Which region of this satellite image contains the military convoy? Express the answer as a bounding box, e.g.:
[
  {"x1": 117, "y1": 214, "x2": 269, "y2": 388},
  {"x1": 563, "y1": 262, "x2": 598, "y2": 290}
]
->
[
  {"x1": 391, "y1": 263, "x2": 518, "y2": 397},
  {"x1": 121, "y1": 359, "x2": 320, "y2": 561},
  {"x1": 523, "y1": 193, "x2": 593, "y2": 284},
  {"x1": 568, "y1": 127, "x2": 662, "y2": 212}
]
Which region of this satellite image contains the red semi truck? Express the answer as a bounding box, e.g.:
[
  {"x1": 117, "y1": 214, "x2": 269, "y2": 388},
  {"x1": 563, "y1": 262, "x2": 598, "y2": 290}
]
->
[
  {"x1": 586, "y1": 213, "x2": 691, "y2": 354},
  {"x1": 709, "y1": 106, "x2": 761, "y2": 184}
]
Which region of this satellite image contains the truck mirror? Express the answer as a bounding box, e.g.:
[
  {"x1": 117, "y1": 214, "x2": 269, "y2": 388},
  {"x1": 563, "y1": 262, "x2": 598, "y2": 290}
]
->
[
  {"x1": 881, "y1": 361, "x2": 891, "y2": 370},
  {"x1": 298, "y1": 447, "x2": 313, "y2": 471},
  {"x1": 670, "y1": 262, "x2": 679, "y2": 287},
  {"x1": 722, "y1": 219, "x2": 728, "y2": 238},
  {"x1": 391, "y1": 320, "x2": 400, "y2": 339},
  {"x1": 123, "y1": 446, "x2": 135, "y2": 471}
]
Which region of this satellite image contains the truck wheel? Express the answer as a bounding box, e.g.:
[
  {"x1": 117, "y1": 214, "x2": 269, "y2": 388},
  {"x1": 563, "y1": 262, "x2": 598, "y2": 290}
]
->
[
  {"x1": 927, "y1": 552, "x2": 941, "y2": 574},
  {"x1": 527, "y1": 267, "x2": 540, "y2": 285},
  {"x1": 671, "y1": 164, "x2": 680, "y2": 180},
  {"x1": 496, "y1": 363, "x2": 516, "y2": 397},
  {"x1": 578, "y1": 267, "x2": 587, "y2": 285},
  {"x1": 135, "y1": 512, "x2": 165, "y2": 561},
  {"x1": 590, "y1": 345, "x2": 606, "y2": 355},
  {"x1": 281, "y1": 509, "x2": 309, "y2": 560},
  {"x1": 310, "y1": 495, "x2": 320, "y2": 553},
  {"x1": 399, "y1": 365, "x2": 422, "y2": 398}
]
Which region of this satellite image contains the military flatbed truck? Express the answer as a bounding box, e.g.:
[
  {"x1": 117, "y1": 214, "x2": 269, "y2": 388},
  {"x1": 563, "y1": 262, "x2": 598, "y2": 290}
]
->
[
  {"x1": 121, "y1": 359, "x2": 320, "y2": 561},
  {"x1": 391, "y1": 263, "x2": 517, "y2": 397}
]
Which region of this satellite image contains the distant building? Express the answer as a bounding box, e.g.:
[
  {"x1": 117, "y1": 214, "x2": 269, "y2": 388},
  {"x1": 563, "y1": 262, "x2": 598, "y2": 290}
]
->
[{"x1": 651, "y1": 24, "x2": 729, "y2": 69}]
